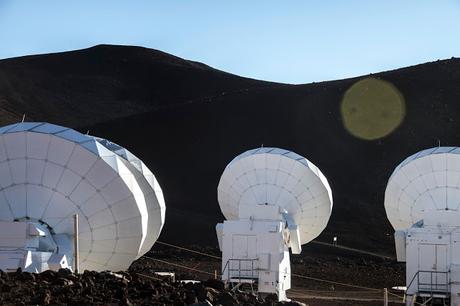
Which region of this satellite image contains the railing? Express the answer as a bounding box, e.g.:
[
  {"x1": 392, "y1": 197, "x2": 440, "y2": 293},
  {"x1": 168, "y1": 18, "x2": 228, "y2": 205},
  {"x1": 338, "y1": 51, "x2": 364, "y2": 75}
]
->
[
  {"x1": 222, "y1": 258, "x2": 258, "y2": 283},
  {"x1": 407, "y1": 270, "x2": 450, "y2": 298}
]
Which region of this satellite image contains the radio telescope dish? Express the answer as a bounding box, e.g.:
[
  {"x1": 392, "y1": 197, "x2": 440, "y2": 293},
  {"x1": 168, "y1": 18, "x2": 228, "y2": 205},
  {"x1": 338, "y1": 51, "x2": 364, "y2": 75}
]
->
[
  {"x1": 385, "y1": 147, "x2": 460, "y2": 230},
  {"x1": 0, "y1": 122, "x2": 165, "y2": 271},
  {"x1": 217, "y1": 147, "x2": 332, "y2": 244}
]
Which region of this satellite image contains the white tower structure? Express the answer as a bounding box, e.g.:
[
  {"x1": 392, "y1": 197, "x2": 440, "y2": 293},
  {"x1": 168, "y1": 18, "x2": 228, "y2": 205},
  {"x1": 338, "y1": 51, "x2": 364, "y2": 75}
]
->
[
  {"x1": 0, "y1": 122, "x2": 165, "y2": 273},
  {"x1": 385, "y1": 147, "x2": 460, "y2": 305},
  {"x1": 216, "y1": 147, "x2": 333, "y2": 300}
]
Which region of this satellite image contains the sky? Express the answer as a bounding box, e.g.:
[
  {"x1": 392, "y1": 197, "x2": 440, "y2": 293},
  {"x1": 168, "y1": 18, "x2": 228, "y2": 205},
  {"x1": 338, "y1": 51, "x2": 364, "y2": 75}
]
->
[{"x1": 0, "y1": 1, "x2": 459, "y2": 84}]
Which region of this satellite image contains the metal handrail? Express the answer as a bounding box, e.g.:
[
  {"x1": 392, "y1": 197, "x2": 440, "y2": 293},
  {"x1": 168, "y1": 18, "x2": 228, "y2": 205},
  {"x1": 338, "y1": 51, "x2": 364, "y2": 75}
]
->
[
  {"x1": 223, "y1": 258, "x2": 258, "y2": 283},
  {"x1": 407, "y1": 270, "x2": 450, "y2": 298},
  {"x1": 417, "y1": 270, "x2": 449, "y2": 294},
  {"x1": 407, "y1": 271, "x2": 419, "y2": 293}
]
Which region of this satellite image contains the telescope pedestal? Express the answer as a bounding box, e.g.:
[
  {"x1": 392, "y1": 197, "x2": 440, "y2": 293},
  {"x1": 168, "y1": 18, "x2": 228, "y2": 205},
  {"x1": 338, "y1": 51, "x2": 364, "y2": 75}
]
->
[
  {"x1": 217, "y1": 217, "x2": 291, "y2": 301},
  {"x1": 0, "y1": 220, "x2": 72, "y2": 272},
  {"x1": 396, "y1": 211, "x2": 460, "y2": 306}
]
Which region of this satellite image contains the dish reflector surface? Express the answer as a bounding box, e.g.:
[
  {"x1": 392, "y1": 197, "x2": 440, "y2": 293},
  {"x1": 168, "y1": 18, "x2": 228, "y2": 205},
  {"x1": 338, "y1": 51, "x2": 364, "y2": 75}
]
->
[
  {"x1": 385, "y1": 147, "x2": 460, "y2": 230},
  {"x1": 217, "y1": 147, "x2": 333, "y2": 245},
  {"x1": 0, "y1": 122, "x2": 165, "y2": 271},
  {"x1": 93, "y1": 137, "x2": 166, "y2": 259}
]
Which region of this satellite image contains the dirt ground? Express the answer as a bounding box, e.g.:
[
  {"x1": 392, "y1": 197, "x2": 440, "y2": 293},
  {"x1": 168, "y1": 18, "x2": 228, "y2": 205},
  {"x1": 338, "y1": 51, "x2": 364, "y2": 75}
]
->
[{"x1": 130, "y1": 242, "x2": 406, "y2": 305}]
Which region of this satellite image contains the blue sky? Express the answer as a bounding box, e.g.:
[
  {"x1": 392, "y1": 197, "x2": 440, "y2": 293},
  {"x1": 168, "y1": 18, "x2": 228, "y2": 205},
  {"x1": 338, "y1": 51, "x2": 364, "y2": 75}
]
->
[{"x1": 0, "y1": 1, "x2": 459, "y2": 84}]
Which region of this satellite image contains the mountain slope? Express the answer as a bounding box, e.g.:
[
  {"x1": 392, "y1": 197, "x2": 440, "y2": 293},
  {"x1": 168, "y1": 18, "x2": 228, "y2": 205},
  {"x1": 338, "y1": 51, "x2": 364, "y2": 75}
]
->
[
  {"x1": 1, "y1": 45, "x2": 460, "y2": 255},
  {"x1": 0, "y1": 44, "x2": 273, "y2": 126},
  {"x1": 85, "y1": 55, "x2": 460, "y2": 255}
]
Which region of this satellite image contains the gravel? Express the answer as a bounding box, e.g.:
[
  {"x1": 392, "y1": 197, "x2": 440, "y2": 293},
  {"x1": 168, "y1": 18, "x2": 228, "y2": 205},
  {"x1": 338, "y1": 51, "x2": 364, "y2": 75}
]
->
[{"x1": 0, "y1": 268, "x2": 306, "y2": 306}]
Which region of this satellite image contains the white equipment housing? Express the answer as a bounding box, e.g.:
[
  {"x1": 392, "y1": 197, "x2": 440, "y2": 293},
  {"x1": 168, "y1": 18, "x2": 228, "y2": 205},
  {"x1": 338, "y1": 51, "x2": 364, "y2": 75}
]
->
[
  {"x1": 0, "y1": 221, "x2": 71, "y2": 272},
  {"x1": 0, "y1": 122, "x2": 166, "y2": 272},
  {"x1": 385, "y1": 147, "x2": 460, "y2": 305},
  {"x1": 216, "y1": 147, "x2": 333, "y2": 300}
]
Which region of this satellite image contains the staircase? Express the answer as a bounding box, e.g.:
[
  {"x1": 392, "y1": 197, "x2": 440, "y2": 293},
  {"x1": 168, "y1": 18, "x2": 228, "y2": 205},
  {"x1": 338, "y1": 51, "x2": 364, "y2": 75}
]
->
[
  {"x1": 223, "y1": 258, "x2": 258, "y2": 284},
  {"x1": 407, "y1": 271, "x2": 450, "y2": 305}
]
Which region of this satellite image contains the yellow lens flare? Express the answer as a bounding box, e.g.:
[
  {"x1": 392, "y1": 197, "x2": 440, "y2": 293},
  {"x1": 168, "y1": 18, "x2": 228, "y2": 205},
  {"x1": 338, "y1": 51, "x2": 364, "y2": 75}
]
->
[{"x1": 341, "y1": 78, "x2": 405, "y2": 140}]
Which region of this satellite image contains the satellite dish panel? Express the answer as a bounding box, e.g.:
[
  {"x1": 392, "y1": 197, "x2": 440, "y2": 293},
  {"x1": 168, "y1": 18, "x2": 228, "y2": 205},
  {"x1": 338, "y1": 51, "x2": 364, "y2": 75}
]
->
[
  {"x1": 93, "y1": 137, "x2": 166, "y2": 258},
  {"x1": 217, "y1": 147, "x2": 333, "y2": 245},
  {"x1": 0, "y1": 122, "x2": 165, "y2": 271},
  {"x1": 385, "y1": 146, "x2": 460, "y2": 230}
]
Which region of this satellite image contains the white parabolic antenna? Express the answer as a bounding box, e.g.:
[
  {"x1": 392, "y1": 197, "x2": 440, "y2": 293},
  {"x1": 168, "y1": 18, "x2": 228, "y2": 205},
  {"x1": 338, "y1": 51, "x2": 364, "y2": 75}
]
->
[
  {"x1": 385, "y1": 146, "x2": 460, "y2": 230},
  {"x1": 0, "y1": 122, "x2": 165, "y2": 271},
  {"x1": 384, "y1": 147, "x2": 460, "y2": 303},
  {"x1": 217, "y1": 147, "x2": 333, "y2": 245}
]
